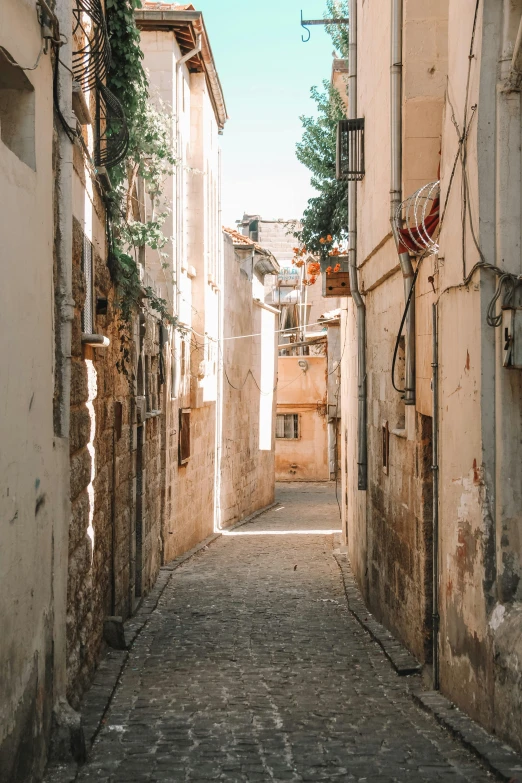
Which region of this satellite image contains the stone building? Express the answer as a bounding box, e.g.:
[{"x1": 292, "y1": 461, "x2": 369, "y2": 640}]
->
[
  {"x1": 0, "y1": 1, "x2": 277, "y2": 778},
  {"x1": 340, "y1": 0, "x2": 522, "y2": 753},
  {"x1": 220, "y1": 228, "x2": 279, "y2": 525},
  {"x1": 239, "y1": 216, "x2": 341, "y2": 483},
  {"x1": 0, "y1": 2, "x2": 71, "y2": 779},
  {"x1": 136, "y1": 2, "x2": 227, "y2": 559}
]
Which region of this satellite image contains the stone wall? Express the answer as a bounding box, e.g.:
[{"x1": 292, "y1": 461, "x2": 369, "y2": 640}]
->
[
  {"x1": 67, "y1": 215, "x2": 165, "y2": 706},
  {"x1": 220, "y1": 238, "x2": 276, "y2": 527},
  {"x1": 341, "y1": 0, "x2": 446, "y2": 665}
]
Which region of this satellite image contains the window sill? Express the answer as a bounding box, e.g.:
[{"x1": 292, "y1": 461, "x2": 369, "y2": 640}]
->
[{"x1": 391, "y1": 427, "x2": 406, "y2": 439}]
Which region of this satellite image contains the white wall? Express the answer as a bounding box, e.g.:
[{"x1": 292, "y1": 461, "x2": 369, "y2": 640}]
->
[{"x1": 0, "y1": 1, "x2": 68, "y2": 777}]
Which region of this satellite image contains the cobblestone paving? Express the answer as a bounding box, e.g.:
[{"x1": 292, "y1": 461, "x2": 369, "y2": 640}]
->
[{"x1": 64, "y1": 484, "x2": 495, "y2": 782}]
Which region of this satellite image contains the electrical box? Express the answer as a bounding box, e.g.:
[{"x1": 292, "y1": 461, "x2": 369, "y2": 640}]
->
[{"x1": 502, "y1": 307, "x2": 522, "y2": 369}]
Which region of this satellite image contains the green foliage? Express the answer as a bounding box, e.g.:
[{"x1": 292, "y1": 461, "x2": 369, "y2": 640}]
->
[
  {"x1": 295, "y1": 2, "x2": 349, "y2": 258},
  {"x1": 295, "y1": 81, "x2": 348, "y2": 259},
  {"x1": 324, "y1": 0, "x2": 349, "y2": 58},
  {"x1": 104, "y1": 0, "x2": 179, "y2": 346}
]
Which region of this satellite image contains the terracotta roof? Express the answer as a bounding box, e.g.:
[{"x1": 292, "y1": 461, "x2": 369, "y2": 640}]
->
[
  {"x1": 223, "y1": 227, "x2": 255, "y2": 247},
  {"x1": 223, "y1": 227, "x2": 280, "y2": 276}
]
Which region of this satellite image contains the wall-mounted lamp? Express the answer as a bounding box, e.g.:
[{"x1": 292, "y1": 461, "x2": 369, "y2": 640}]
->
[{"x1": 298, "y1": 359, "x2": 309, "y2": 372}]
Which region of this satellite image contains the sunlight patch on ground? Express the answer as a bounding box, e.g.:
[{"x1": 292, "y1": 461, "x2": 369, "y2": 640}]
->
[{"x1": 222, "y1": 529, "x2": 342, "y2": 536}]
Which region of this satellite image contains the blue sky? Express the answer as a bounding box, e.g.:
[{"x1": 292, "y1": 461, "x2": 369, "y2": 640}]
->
[{"x1": 182, "y1": 0, "x2": 337, "y2": 226}]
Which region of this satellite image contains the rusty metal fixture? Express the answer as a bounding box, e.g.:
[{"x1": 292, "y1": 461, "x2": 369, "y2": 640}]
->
[
  {"x1": 72, "y1": 0, "x2": 111, "y2": 92},
  {"x1": 94, "y1": 81, "x2": 129, "y2": 169}
]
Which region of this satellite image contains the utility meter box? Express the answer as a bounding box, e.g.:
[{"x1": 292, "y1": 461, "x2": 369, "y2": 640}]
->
[{"x1": 502, "y1": 307, "x2": 522, "y2": 369}]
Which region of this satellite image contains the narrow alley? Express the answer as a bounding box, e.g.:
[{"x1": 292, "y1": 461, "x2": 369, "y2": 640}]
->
[{"x1": 47, "y1": 485, "x2": 493, "y2": 783}]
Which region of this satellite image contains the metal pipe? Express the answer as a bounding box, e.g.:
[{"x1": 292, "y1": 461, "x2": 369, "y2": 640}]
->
[
  {"x1": 52, "y1": 0, "x2": 74, "y2": 709},
  {"x1": 391, "y1": 0, "x2": 416, "y2": 405},
  {"x1": 431, "y1": 303, "x2": 440, "y2": 690},
  {"x1": 55, "y1": 20, "x2": 75, "y2": 438},
  {"x1": 348, "y1": 0, "x2": 367, "y2": 489}
]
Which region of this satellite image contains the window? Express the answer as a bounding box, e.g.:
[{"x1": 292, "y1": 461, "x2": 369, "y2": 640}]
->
[
  {"x1": 336, "y1": 118, "x2": 365, "y2": 181},
  {"x1": 179, "y1": 408, "x2": 191, "y2": 465},
  {"x1": 0, "y1": 48, "x2": 36, "y2": 170},
  {"x1": 276, "y1": 414, "x2": 299, "y2": 439},
  {"x1": 249, "y1": 219, "x2": 259, "y2": 243},
  {"x1": 81, "y1": 236, "x2": 95, "y2": 334},
  {"x1": 382, "y1": 420, "x2": 389, "y2": 475}
]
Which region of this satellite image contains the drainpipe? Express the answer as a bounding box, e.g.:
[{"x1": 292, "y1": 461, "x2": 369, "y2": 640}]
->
[
  {"x1": 55, "y1": 25, "x2": 75, "y2": 438},
  {"x1": 390, "y1": 0, "x2": 415, "y2": 405},
  {"x1": 175, "y1": 35, "x2": 202, "y2": 317},
  {"x1": 52, "y1": 0, "x2": 75, "y2": 712},
  {"x1": 431, "y1": 303, "x2": 440, "y2": 689},
  {"x1": 347, "y1": 0, "x2": 367, "y2": 489}
]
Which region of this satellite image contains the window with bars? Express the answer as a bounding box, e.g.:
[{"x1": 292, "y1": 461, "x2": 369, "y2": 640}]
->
[
  {"x1": 81, "y1": 235, "x2": 95, "y2": 334},
  {"x1": 336, "y1": 118, "x2": 365, "y2": 181},
  {"x1": 276, "y1": 414, "x2": 300, "y2": 439}
]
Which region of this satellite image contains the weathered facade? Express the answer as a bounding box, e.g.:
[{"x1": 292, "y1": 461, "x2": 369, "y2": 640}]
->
[
  {"x1": 0, "y1": 3, "x2": 70, "y2": 779},
  {"x1": 136, "y1": 3, "x2": 227, "y2": 559},
  {"x1": 66, "y1": 27, "x2": 170, "y2": 714},
  {"x1": 220, "y1": 228, "x2": 278, "y2": 526},
  {"x1": 276, "y1": 355, "x2": 330, "y2": 482},
  {"x1": 0, "y1": 0, "x2": 276, "y2": 777},
  {"x1": 341, "y1": 0, "x2": 522, "y2": 752}
]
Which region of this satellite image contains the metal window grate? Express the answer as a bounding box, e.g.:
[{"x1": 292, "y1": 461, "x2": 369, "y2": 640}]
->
[
  {"x1": 94, "y1": 81, "x2": 129, "y2": 169},
  {"x1": 276, "y1": 414, "x2": 299, "y2": 439},
  {"x1": 72, "y1": 0, "x2": 111, "y2": 92},
  {"x1": 81, "y1": 235, "x2": 94, "y2": 334},
  {"x1": 336, "y1": 118, "x2": 365, "y2": 181},
  {"x1": 393, "y1": 180, "x2": 440, "y2": 256}
]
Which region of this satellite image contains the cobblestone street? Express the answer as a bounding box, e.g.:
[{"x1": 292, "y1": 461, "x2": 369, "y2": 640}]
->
[{"x1": 51, "y1": 484, "x2": 495, "y2": 782}]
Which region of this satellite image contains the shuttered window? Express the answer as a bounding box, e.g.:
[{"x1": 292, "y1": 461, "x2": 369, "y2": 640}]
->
[
  {"x1": 276, "y1": 414, "x2": 299, "y2": 439},
  {"x1": 179, "y1": 408, "x2": 191, "y2": 465}
]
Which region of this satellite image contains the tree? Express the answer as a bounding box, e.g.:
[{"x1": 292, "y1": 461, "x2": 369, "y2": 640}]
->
[{"x1": 295, "y1": 2, "x2": 349, "y2": 260}]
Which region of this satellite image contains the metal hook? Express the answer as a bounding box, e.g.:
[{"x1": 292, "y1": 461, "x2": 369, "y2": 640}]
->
[{"x1": 301, "y1": 10, "x2": 311, "y2": 43}]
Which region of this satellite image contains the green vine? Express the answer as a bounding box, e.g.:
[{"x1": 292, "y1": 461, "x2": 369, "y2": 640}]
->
[{"x1": 103, "y1": 0, "x2": 180, "y2": 372}]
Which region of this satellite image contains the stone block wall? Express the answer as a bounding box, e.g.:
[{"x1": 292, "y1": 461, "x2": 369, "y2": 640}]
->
[
  {"x1": 162, "y1": 394, "x2": 217, "y2": 562},
  {"x1": 67, "y1": 216, "x2": 165, "y2": 706}
]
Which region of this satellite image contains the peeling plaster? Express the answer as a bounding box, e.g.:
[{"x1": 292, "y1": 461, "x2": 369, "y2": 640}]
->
[{"x1": 489, "y1": 603, "x2": 506, "y2": 631}]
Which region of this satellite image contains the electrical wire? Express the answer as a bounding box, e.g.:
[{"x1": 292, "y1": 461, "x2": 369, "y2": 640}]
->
[
  {"x1": 2, "y1": 40, "x2": 45, "y2": 71},
  {"x1": 190, "y1": 318, "x2": 335, "y2": 344},
  {"x1": 391, "y1": 0, "x2": 518, "y2": 395},
  {"x1": 390, "y1": 252, "x2": 428, "y2": 395}
]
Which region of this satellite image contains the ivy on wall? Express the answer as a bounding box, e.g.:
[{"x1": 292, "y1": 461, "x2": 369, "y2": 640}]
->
[{"x1": 103, "y1": 0, "x2": 179, "y2": 361}]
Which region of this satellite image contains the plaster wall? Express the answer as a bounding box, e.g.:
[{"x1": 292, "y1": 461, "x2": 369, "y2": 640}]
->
[
  {"x1": 434, "y1": 0, "x2": 522, "y2": 750},
  {"x1": 0, "y1": 4, "x2": 67, "y2": 779},
  {"x1": 341, "y1": 0, "x2": 448, "y2": 663},
  {"x1": 276, "y1": 356, "x2": 329, "y2": 481},
  {"x1": 219, "y1": 237, "x2": 276, "y2": 527},
  {"x1": 141, "y1": 28, "x2": 225, "y2": 562}
]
